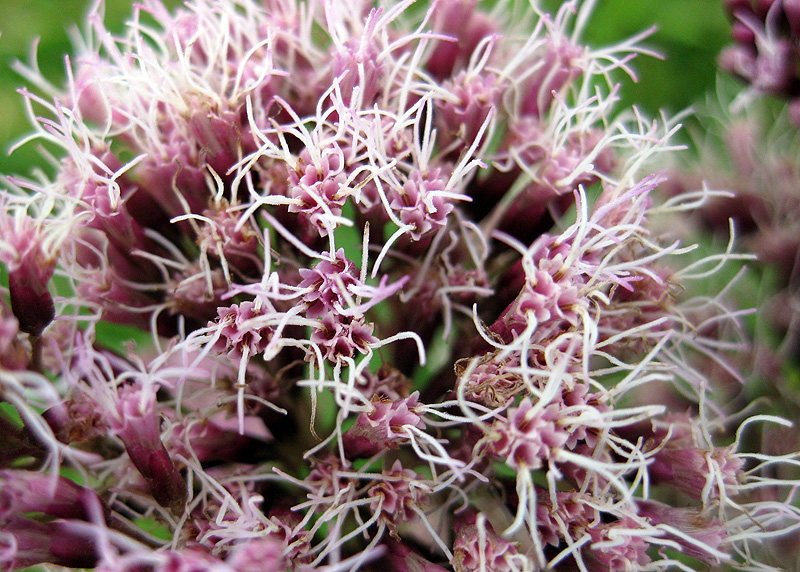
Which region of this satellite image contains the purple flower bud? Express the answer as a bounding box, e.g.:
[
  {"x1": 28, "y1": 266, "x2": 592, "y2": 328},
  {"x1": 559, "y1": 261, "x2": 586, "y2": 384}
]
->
[
  {"x1": 489, "y1": 238, "x2": 585, "y2": 342},
  {"x1": 61, "y1": 153, "x2": 161, "y2": 284},
  {"x1": 167, "y1": 264, "x2": 228, "y2": 322},
  {"x1": 535, "y1": 490, "x2": 599, "y2": 547},
  {"x1": 520, "y1": 34, "x2": 584, "y2": 118},
  {"x1": 390, "y1": 168, "x2": 455, "y2": 243},
  {"x1": 299, "y1": 248, "x2": 361, "y2": 319},
  {"x1": 197, "y1": 202, "x2": 261, "y2": 277},
  {"x1": 186, "y1": 105, "x2": 243, "y2": 175},
  {"x1": 331, "y1": 9, "x2": 385, "y2": 106},
  {"x1": 74, "y1": 265, "x2": 158, "y2": 331},
  {"x1": 287, "y1": 146, "x2": 350, "y2": 236}
]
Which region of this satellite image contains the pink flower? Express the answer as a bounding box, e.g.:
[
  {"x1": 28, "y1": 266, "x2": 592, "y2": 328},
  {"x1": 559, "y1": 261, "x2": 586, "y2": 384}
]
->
[
  {"x1": 287, "y1": 146, "x2": 350, "y2": 236},
  {"x1": 342, "y1": 392, "x2": 425, "y2": 458},
  {"x1": 585, "y1": 517, "x2": 651, "y2": 572},
  {"x1": 214, "y1": 299, "x2": 274, "y2": 359},
  {"x1": 485, "y1": 398, "x2": 569, "y2": 469},
  {"x1": 389, "y1": 168, "x2": 456, "y2": 243},
  {"x1": 367, "y1": 461, "x2": 430, "y2": 530},
  {"x1": 310, "y1": 311, "x2": 377, "y2": 363},
  {"x1": 453, "y1": 509, "x2": 521, "y2": 572}
]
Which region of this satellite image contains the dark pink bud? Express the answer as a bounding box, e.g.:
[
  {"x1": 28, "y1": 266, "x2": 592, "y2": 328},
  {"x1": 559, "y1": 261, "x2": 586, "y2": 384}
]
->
[
  {"x1": 167, "y1": 264, "x2": 227, "y2": 322},
  {"x1": 426, "y1": 0, "x2": 497, "y2": 80},
  {"x1": 520, "y1": 36, "x2": 584, "y2": 117},
  {"x1": 172, "y1": 417, "x2": 270, "y2": 464},
  {"x1": 723, "y1": 0, "x2": 754, "y2": 17},
  {"x1": 61, "y1": 151, "x2": 161, "y2": 283},
  {"x1": 730, "y1": 20, "x2": 757, "y2": 45},
  {"x1": 755, "y1": 0, "x2": 779, "y2": 18},
  {"x1": 437, "y1": 71, "x2": 501, "y2": 151},
  {"x1": 110, "y1": 387, "x2": 187, "y2": 513},
  {"x1": 389, "y1": 168, "x2": 454, "y2": 243},
  {"x1": 8, "y1": 269, "x2": 54, "y2": 337},
  {"x1": 75, "y1": 266, "x2": 158, "y2": 331},
  {"x1": 649, "y1": 446, "x2": 744, "y2": 499},
  {"x1": 0, "y1": 517, "x2": 99, "y2": 570},
  {"x1": 0, "y1": 470, "x2": 103, "y2": 522},
  {"x1": 186, "y1": 105, "x2": 242, "y2": 175},
  {"x1": 489, "y1": 243, "x2": 585, "y2": 343},
  {"x1": 0, "y1": 216, "x2": 56, "y2": 336},
  {"x1": 135, "y1": 144, "x2": 208, "y2": 219},
  {"x1": 287, "y1": 146, "x2": 349, "y2": 236},
  {"x1": 214, "y1": 299, "x2": 274, "y2": 359},
  {"x1": 299, "y1": 248, "x2": 360, "y2": 319},
  {"x1": 332, "y1": 9, "x2": 384, "y2": 105},
  {"x1": 197, "y1": 201, "x2": 261, "y2": 276},
  {"x1": 367, "y1": 461, "x2": 429, "y2": 534}
]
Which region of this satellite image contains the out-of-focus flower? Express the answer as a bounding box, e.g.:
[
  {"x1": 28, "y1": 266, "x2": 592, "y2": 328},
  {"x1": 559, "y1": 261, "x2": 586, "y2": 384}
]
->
[{"x1": 720, "y1": 0, "x2": 800, "y2": 123}]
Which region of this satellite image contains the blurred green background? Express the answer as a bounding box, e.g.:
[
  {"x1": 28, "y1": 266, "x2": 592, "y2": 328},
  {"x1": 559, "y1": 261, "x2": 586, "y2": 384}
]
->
[
  {"x1": 0, "y1": 0, "x2": 174, "y2": 176},
  {"x1": 0, "y1": 0, "x2": 730, "y2": 176}
]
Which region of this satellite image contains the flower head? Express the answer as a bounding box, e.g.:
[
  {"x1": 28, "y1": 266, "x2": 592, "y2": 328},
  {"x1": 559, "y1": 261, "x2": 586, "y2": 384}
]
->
[{"x1": 0, "y1": 1, "x2": 798, "y2": 572}]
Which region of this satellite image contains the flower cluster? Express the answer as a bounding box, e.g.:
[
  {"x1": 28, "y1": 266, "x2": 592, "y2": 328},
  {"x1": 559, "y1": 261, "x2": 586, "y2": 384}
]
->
[
  {"x1": 1, "y1": 1, "x2": 799, "y2": 571},
  {"x1": 666, "y1": 88, "x2": 800, "y2": 419},
  {"x1": 720, "y1": 0, "x2": 800, "y2": 123}
]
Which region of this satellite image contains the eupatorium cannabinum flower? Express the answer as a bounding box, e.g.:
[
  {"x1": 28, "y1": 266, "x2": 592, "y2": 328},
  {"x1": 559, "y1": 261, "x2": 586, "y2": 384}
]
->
[
  {"x1": 720, "y1": 0, "x2": 800, "y2": 123},
  {"x1": 0, "y1": 1, "x2": 799, "y2": 571}
]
